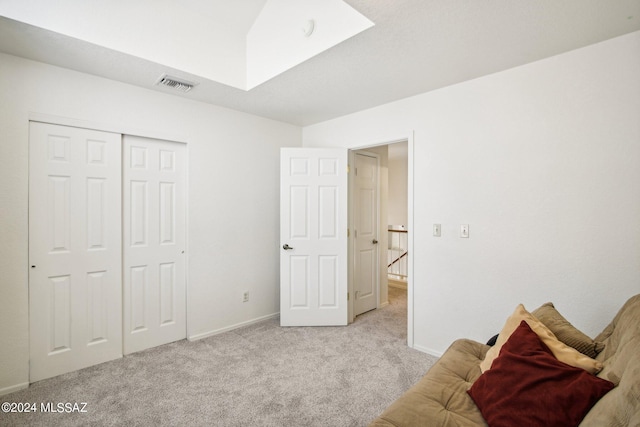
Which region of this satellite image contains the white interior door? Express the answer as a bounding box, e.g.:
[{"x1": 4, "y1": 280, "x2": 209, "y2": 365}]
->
[
  {"x1": 29, "y1": 122, "x2": 122, "y2": 382},
  {"x1": 353, "y1": 152, "x2": 379, "y2": 316},
  {"x1": 123, "y1": 136, "x2": 186, "y2": 354},
  {"x1": 280, "y1": 148, "x2": 348, "y2": 326}
]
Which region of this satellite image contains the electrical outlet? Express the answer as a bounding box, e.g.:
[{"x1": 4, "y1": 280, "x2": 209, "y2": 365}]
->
[{"x1": 243, "y1": 291, "x2": 249, "y2": 303}]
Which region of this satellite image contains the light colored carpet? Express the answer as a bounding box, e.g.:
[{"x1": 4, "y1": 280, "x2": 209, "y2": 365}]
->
[{"x1": 1, "y1": 287, "x2": 437, "y2": 426}]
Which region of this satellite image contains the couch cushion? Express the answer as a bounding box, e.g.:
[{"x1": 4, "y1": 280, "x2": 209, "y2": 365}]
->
[
  {"x1": 369, "y1": 339, "x2": 488, "y2": 427},
  {"x1": 480, "y1": 304, "x2": 603, "y2": 374},
  {"x1": 468, "y1": 321, "x2": 614, "y2": 427},
  {"x1": 580, "y1": 294, "x2": 640, "y2": 426},
  {"x1": 532, "y1": 302, "x2": 605, "y2": 358},
  {"x1": 370, "y1": 294, "x2": 640, "y2": 427}
]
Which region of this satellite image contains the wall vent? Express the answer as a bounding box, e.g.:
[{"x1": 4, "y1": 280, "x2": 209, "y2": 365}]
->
[{"x1": 155, "y1": 74, "x2": 197, "y2": 93}]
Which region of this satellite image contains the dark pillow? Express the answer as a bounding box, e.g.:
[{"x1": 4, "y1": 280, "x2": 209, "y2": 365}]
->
[
  {"x1": 468, "y1": 321, "x2": 614, "y2": 427},
  {"x1": 486, "y1": 334, "x2": 498, "y2": 346}
]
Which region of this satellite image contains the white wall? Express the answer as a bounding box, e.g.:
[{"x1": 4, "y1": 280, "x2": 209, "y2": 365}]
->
[
  {"x1": 304, "y1": 31, "x2": 640, "y2": 355},
  {"x1": 388, "y1": 142, "x2": 408, "y2": 227},
  {"x1": 0, "y1": 52, "x2": 301, "y2": 394}
]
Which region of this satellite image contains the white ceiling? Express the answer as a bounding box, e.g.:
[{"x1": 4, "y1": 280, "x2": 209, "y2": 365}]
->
[
  {"x1": 0, "y1": 0, "x2": 374, "y2": 90},
  {"x1": 1, "y1": 0, "x2": 639, "y2": 126}
]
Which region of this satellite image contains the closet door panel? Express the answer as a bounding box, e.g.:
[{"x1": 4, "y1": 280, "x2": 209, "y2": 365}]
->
[
  {"x1": 29, "y1": 122, "x2": 122, "y2": 382},
  {"x1": 123, "y1": 135, "x2": 186, "y2": 354}
]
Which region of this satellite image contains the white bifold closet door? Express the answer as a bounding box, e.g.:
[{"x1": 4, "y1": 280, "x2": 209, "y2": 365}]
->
[
  {"x1": 123, "y1": 135, "x2": 186, "y2": 355},
  {"x1": 29, "y1": 122, "x2": 123, "y2": 382}
]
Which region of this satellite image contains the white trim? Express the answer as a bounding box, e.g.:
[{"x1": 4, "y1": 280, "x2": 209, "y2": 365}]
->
[
  {"x1": 406, "y1": 132, "x2": 415, "y2": 349},
  {"x1": 412, "y1": 343, "x2": 443, "y2": 358},
  {"x1": 28, "y1": 112, "x2": 188, "y2": 144},
  {"x1": 187, "y1": 312, "x2": 280, "y2": 341},
  {"x1": 346, "y1": 136, "x2": 409, "y2": 151},
  {"x1": 183, "y1": 142, "x2": 191, "y2": 343},
  {"x1": 0, "y1": 382, "x2": 29, "y2": 397},
  {"x1": 347, "y1": 150, "x2": 355, "y2": 323},
  {"x1": 379, "y1": 301, "x2": 390, "y2": 308}
]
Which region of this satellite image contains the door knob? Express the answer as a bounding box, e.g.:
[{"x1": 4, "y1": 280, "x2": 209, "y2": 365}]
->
[
  {"x1": 283, "y1": 244, "x2": 294, "y2": 250},
  {"x1": 372, "y1": 239, "x2": 378, "y2": 244}
]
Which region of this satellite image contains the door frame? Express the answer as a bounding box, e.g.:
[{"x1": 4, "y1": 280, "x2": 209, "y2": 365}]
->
[
  {"x1": 346, "y1": 133, "x2": 415, "y2": 348},
  {"x1": 348, "y1": 150, "x2": 381, "y2": 320}
]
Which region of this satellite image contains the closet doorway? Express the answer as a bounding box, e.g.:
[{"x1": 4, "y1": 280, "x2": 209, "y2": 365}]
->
[{"x1": 28, "y1": 122, "x2": 187, "y2": 382}]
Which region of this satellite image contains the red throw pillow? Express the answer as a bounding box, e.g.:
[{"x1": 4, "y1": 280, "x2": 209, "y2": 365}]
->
[{"x1": 468, "y1": 320, "x2": 614, "y2": 427}]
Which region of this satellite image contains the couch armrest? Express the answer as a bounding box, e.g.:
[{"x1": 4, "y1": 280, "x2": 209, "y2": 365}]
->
[{"x1": 370, "y1": 339, "x2": 489, "y2": 427}]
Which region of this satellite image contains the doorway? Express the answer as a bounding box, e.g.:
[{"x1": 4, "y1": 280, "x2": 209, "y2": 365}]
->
[
  {"x1": 278, "y1": 134, "x2": 414, "y2": 346},
  {"x1": 349, "y1": 140, "x2": 410, "y2": 327},
  {"x1": 387, "y1": 142, "x2": 409, "y2": 291}
]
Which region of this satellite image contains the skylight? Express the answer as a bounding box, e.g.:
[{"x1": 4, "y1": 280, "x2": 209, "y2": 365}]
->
[{"x1": 0, "y1": 0, "x2": 374, "y2": 91}]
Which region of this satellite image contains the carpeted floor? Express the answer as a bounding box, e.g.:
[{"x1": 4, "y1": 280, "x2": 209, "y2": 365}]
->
[{"x1": 0, "y1": 287, "x2": 437, "y2": 427}]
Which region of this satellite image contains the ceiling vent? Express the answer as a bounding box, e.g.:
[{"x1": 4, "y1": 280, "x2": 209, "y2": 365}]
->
[{"x1": 155, "y1": 74, "x2": 197, "y2": 93}]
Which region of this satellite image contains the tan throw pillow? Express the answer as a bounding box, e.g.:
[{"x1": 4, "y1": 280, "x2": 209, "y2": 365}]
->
[
  {"x1": 532, "y1": 302, "x2": 605, "y2": 359},
  {"x1": 480, "y1": 304, "x2": 603, "y2": 375}
]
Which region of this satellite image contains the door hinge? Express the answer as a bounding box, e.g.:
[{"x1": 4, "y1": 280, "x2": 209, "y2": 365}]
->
[
  {"x1": 347, "y1": 228, "x2": 350, "y2": 237},
  {"x1": 347, "y1": 292, "x2": 350, "y2": 301},
  {"x1": 347, "y1": 164, "x2": 350, "y2": 174}
]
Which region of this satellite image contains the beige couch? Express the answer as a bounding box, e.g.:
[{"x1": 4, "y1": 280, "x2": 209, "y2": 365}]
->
[{"x1": 370, "y1": 294, "x2": 640, "y2": 426}]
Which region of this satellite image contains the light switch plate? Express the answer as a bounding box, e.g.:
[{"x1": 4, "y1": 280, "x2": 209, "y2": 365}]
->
[
  {"x1": 460, "y1": 224, "x2": 469, "y2": 238},
  {"x1": 433, "y1": 224, "x2": 441, "y2": 237}
]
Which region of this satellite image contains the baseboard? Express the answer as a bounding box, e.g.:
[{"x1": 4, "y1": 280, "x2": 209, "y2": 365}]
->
[
  {"x1": 188, "y1": 312, "x2": 280, "y2": 342},
  {"x1": 412, "y1": 343, "x2": 443, "y2": 358},
  {"x1": 0, "y1": 382, "x2": 29, "y2": 397},
  {"x1": 379, "y1": 300, "x2": 389, "y2": 308},
  {"x1": 388, "y1": 279, "x2": 407, "y2": 290}
]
